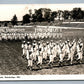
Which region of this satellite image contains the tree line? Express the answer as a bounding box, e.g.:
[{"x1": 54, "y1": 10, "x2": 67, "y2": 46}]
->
[{"x1": 11, "y1": 7, "x2": 84, "y2": 25}]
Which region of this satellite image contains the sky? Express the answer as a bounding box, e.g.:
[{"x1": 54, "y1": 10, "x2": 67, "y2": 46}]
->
[
  {"x1": 0, "y1": 4, "x2": 84, "y2": 21},
  {"x1": 0, "y1": 0, "x2": 84, "y2": 21}
]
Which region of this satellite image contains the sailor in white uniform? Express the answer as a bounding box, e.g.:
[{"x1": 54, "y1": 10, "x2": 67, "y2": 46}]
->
[
  {"x1": 32, "y1": 45, "x2": 37, "y2": 63},
  {"x1": 67, "y1": 43, "x2": 75, "y2": 64},
  {"x1": 56, "y1": 42, "x2": 61, "y2": 56},
  {"x1": 43, "y1": 45, "x2": 48, "y2": 63},
  {"x1": 27, "y1": 52, "x2": 33, "y2": 71},
  {"x1": 21, "y1": 41, "x2": 26, "y2": 58},
  {"x1": 76, "y1": 41, "x2": 83, "y2": 63},
  {"x1": 59, "y1": 43, "x2": 65, "y2": 64},
  {"x1": 37, "y1": 48, "x2": 43, "y2": 69},
  {"x1": 65, "y1": 41, "x2": 70, "y2": 56},
  {"x1": 48, "y1": 47, "x2": 54, "y2": 67},
  {"x1": 26, "y1": 42, "x2": 30, "y2": 60}
]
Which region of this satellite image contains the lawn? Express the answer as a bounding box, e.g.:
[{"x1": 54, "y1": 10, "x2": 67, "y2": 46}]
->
[{"x1": 0, "y1": 27, "x2": 84, "y2": 75}]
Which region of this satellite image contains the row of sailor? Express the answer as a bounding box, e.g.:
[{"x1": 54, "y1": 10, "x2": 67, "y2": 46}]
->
[
  {"x1": 21, "y1": 39, "x2": 83, "y2": 70},
  {"x1": 0, "y1": 32, "x2": 62, "y2": 41}
]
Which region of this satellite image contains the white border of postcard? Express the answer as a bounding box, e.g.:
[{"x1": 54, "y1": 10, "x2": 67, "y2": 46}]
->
[{"x1": 0, "y1": 75, "x2": 84, "y2": 80}]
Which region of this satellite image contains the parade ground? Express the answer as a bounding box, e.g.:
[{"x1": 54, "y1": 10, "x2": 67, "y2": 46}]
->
[{"x1": 0, "y1": 25, "x2": 84, "y2": 75}]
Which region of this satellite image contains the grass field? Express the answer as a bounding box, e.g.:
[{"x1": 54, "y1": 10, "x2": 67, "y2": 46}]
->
[{"x1": 0, "y1": 27, "x2": 84, "y2": 75}]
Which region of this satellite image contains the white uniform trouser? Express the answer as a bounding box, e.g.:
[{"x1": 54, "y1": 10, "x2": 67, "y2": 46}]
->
[
  {"x1": 47, "y1": 48, "x2": 51, "y2": 55},
  {"x1": 67, "y1": 52, "x2": 71, "y2": 60},
  {"x1": 36, "y1": 50, "x2": 39, "y2": 56},
  {"x1": 49, "y1": 55, "x2": 54, "y2": 63},
  {"x1": 37, "y1": 55, "x2": 42, "y2": 64},
  {"x1": 43, "y1": 51, "x2": 47, "y2": 60},
  {"x1": 26, "y1": 50, "x2": 29, "y2": 59},
  {"x1": 52, "y1": 50, "x2": 57, "y2": 58},
  {"x1": 28, "y1": 59, "x2": 33, "y2": 67},
  {"x1": 33, "y1": 52, "x2": 37, "y2": 61},
  {"x1": 57, "y1": 47, "x2": 61, "y2": 55},
  {"x1": 77, "y1": 51, "x2": 83, "y2": 60},
  {"x1": 68, "y1": 51, "x2": 74, "y2": 64},
  {"x1": 59, "y1": 52, "x2": 65, "y2": 62}
]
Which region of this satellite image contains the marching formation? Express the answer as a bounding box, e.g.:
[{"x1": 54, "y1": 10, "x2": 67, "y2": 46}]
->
[
  {"x1": 0, "y1": 32, "x2": 62, "y2": 41},
  {"x1": 0, "y1": 33, "x2": 25, "y2": 41},
  {"x1": 21, "y1": 39, "x2": 83, "y2": 70},
  {"x1": 0, "y1": 26, "x2": 62, "y2": 41},
  {"x1": 0, "y1": 28, "x2": 25, "y2": 41}
]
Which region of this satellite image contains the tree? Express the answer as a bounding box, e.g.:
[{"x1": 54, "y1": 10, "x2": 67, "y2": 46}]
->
[
  {"x1": 50, "y1": 11, "x2": 57, "y2": 21},
  {"x1": 57, "y1": 10, "x2": 63, "y2": 20},
  {"x1": 43, "y1": 8, "x2": 51, "y2": 22},
  {"x1": 23, "y1": 14, "x2": 30, "y2": 24},
  {"x1": 35, "y1": 9, "x2": 43, "y2": 22},
  {"x1": 29, "y1": 9, "x2": 32, "y2": 17},
  {"x1": 71, "y1": 8, "x2": 84, "y2": 20},
  {"x1": 11, "y1": 14, "x2": 18, "y2": 26},
  {"x1": 4, "y1": 22, "x2": 7, "y2": 27},
  {"x1": 29, "y1": 9, "x2": 33, "y2": 22},
  {"x1": 62, "y1": 10, "x2": 70, "y2": 20},
  {"x1": 31, "y1": 8, "x2": 44, "y2": 22},
  {"x1": 32, "y1": 14, "x2": 37, "y2": 22}
]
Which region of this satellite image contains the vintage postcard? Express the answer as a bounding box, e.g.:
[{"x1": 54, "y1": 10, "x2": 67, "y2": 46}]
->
[{"x1": 0, "y1": 3, "x2": 84, "y2": 80}]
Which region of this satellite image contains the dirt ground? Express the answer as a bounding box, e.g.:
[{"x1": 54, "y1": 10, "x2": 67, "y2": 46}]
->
[{"x1": 0, "y1": 28, "x2": 84, "y2": 75}]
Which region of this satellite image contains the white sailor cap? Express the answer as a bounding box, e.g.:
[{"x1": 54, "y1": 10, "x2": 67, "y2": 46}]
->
[
  {"x1": 78, "y1": 41, "x2": 80, "y2": 44},
  {"x1": 53, "y1": 43, "x2": 55, "y2": 46},
  {"x1": 72, "y1": 42, "x2": 74, "y2": 45},
  {"x1": 47, "y1": 41, "x2": 49, "y2": 43},
  {"x1": 47, "y1": 41, "x2": 49, "y2": 44},
  {"x1": 27, "y1": 42, "x2": 30, "y2": 44},
  {"x1": 67, "y1": 40, "x2": 70, "y2": 42},
  {"x1": 33, "y1": 40, "x2": 36, "y2": 43},
  {"x1": 65, "y1": 41, "x2": 67, "y2": 44},
  {"x1": 27, "y1": 34, "x2": 28, "y2": 36},
  {"x1": 38, "y1": 41, "x2": 40, "y2": 44},
  {"x1": 23, "y1": 41, "x2": 26, "y2": 43}
]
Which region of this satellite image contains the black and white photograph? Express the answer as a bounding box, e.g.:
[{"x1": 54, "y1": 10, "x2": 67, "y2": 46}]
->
[{"x1": 0, "y1": 3, "x2": 84, "y2": 80}]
